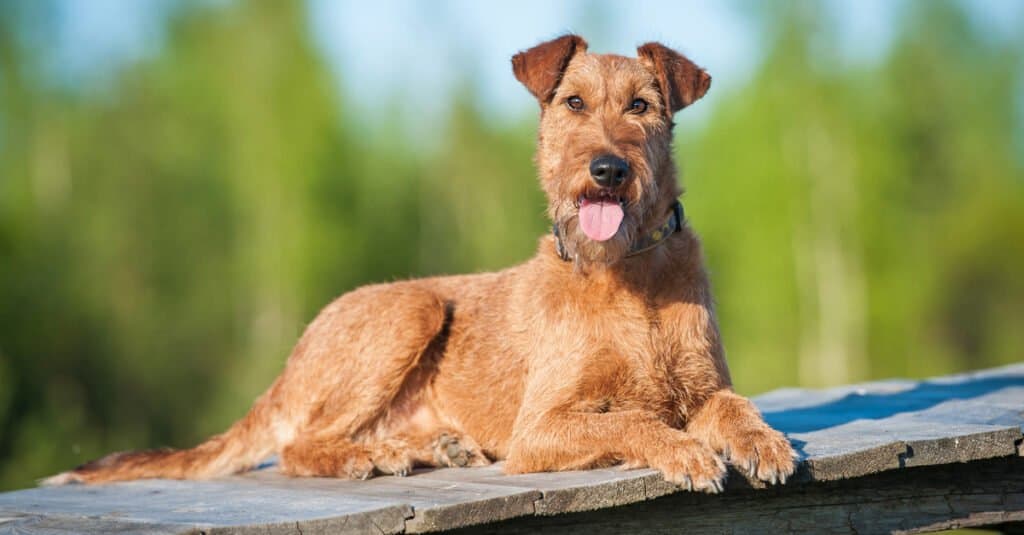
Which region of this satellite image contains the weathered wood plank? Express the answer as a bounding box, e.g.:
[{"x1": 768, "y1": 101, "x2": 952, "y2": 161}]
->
[
  {"x1": 448, "y1": 455, "x2": 1024, "y2": 535},
  {"x1": 786, "y1": 420, "x2": 1020, "y2": 480},
  {"x1": 410, "y1": 464, "x2": 651, "y2": 515},
  {"x1": 0, "y1": 478, "x2": 411, "y2": 534},
  {"x1": 235, "y1": 467, "x2": 540, "y2": 533},
  {"x1": 0, "y1": 513, "x2": 189, "y2": 535},
  {"x1": 759, "y1": 362, "x2": 1024, "y2": 483},
  {"x1": 0, "y1": 363, "x2": 1021, "y2": 533}
]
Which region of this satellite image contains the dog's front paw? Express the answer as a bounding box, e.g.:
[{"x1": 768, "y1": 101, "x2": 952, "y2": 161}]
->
[
  {"x1": 650, "y1": 435, "x2": 727, "y2": 493},
  {"x1": 724, "y1": 426, "x2": 796, "y2": 485}
]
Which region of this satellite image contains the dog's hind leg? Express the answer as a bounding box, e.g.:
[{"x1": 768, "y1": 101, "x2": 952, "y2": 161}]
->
[
  {"x1": 281, "y1": 436, "x2": 416, "y2": 478},
  {"x1": 50, "y1": 282, "x2": 455, "y2": 484},
  {"x1": 390, "y1": 429, "x2": 492, "y2": 468},
  {"x1": 429, "y1": 431, "x2": 491, "y2": 468},
  {"x1": 281, "y1": 429, "x2": 491, "y2": 478},
  {"x1": 276, "y1": 282, "x2": 452, "y2": 478}
]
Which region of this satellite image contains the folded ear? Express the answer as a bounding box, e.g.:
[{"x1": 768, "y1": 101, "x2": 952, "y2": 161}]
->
[
  {"x1": 637, "y1": 42, "x2": 711, "y2": 115},
  {"x1": 512, "y1": 34, "x2": 588, "y2": 105}
]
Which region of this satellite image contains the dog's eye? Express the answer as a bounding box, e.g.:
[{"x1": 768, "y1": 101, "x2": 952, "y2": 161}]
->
[
  {"x1": 630, "y1": 98, "x2": 649, "y2": 114},
  {"x1": 566, "y1": 96, "x2": 585, "y2": 111}
]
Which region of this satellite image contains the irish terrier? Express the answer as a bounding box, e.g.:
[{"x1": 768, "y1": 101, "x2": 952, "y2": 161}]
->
[{"x1": 45, "y1": 35, "x2": 795, "y2": 493}]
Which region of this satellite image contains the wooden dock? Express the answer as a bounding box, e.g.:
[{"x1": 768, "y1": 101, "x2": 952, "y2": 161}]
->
[{"x1": 2, "y1": 364, "x2": 1022, "y2": 534}]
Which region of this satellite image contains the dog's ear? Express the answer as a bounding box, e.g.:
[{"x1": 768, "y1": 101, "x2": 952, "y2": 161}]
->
[
  {"x1": 637, "y1": 42, "x2": 711, "y2": 115},
  {"x1": 512, "y1": 34, "x2": 588, "y2": 105}
]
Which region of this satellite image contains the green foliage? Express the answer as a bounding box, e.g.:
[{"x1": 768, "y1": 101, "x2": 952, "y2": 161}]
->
[
  {"x1": 0, "y1": 0, "x2": 1020, "y2": 490},
  {"x1": 684, "y1": 1, "x2": 1023, "y2": 393}
]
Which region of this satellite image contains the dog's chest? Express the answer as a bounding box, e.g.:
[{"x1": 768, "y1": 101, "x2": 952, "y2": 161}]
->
[
  {"x1": 550, "y1": 286, "x2": 686, "y2": 423},
  {"x1": 575, "y1": 347, "x2": 679, "y2": 422}
]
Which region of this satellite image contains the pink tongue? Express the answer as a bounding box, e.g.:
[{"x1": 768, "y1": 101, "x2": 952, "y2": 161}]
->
[{"x1": 579, "y1": 198, "x2": 624, "y2": 241}]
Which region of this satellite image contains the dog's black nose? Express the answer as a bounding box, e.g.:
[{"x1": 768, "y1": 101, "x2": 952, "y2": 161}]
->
[{"x1": 589, "y1": 155, "x2": 629, "y2": 188}]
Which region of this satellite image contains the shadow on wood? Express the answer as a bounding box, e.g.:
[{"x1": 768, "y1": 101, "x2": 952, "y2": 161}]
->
[{"x1": 763, "y1": 373, "x2": 1024, "y2": 434}]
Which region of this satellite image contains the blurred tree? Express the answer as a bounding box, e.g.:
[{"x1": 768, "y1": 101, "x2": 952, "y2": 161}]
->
[
  {"x1": 416, "y1": 88, "x2": 545, "y2": 274},
  {"x1": 1, "y1": 0, "x2": 127, "y2": 489},
  {"x1": 0, "y1": 0, "x2": 362, "y2": 488},
  {"x1": 682, "y1": 0, "x2": 1023, "y2": 392},
  {"x1": 869, "y1": 1, "x2": 1024, "y2": 378}
]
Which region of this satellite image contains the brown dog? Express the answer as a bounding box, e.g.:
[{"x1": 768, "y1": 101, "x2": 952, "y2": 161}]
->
[{"x1": 45, "y1": 35, "x2": 795, "y2": 492}]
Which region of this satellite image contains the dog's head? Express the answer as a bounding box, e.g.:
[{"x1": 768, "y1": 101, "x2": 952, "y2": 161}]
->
[{"x1": 512, "y1": 35, "x2": 710, "y2": 265}]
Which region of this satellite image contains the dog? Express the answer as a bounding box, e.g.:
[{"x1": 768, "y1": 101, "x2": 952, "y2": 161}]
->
[{"x1": 45, "y1": 35, "x2": 796, "y2": 493}]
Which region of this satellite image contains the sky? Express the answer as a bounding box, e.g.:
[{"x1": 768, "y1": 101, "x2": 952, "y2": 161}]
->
[{"x1": 31, "y1": 0, "x2": 1024, "y2": 127}]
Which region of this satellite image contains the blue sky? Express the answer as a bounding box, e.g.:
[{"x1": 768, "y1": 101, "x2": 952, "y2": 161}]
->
[{"x1": 38, "y1": 0, "x2": 1024, "y2": 126}]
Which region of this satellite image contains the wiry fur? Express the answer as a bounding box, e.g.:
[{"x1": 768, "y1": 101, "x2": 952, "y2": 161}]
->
[{"x1": 44, "y1": 35, "x2": 796, "y2": 492}]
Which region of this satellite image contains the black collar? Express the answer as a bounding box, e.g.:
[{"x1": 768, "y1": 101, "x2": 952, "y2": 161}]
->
[{"x1": 553, "y1": 200, "x2": 685, "y2": 262}]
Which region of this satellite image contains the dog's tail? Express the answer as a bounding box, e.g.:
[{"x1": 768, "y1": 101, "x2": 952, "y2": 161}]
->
[{"x1": 41, "y1": 382, "x2": 282, "y2": 486}]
